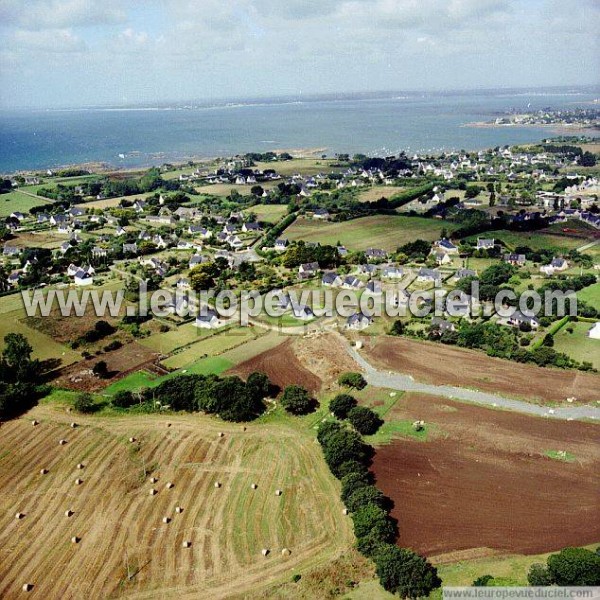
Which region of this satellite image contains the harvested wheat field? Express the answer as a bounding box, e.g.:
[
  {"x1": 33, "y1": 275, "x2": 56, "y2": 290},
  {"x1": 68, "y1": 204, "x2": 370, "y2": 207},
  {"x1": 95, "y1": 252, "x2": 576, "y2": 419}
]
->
[
  {"x1": 229, "y1": 334, "x2": 358, "y2": 394},
  {"x1": 0, "y1": 406, "x2": 352, "y2": 599},
  {"x1": 365, "y1": 336, "x2": 600, "y2": 404},
  {"x1": 372, "y1": 393, "x2": 600, "y2": 557}
]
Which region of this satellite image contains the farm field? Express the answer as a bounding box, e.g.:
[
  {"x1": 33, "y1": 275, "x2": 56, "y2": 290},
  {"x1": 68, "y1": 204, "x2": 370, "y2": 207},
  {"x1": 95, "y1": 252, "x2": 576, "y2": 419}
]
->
[
  {"x1": 139, "y1": 323, "x2": 218, "y2": 354},
  {"x1": 553, "y1": 321, "x2": 600, "y2": 368},
  {"x1": 357, "y1": 186, "x2": 408, "y2": 203},
  {"x1": 577, "y1": 282, "x2": 600, "y2": 310},
  {"x1": 8, "y1": 230, "x2": 68, "y2": 250},
  {"x1": 0, "y1": 190, "x2": 52, "y2": 217},
  {"x1": 283, "y1": 215, "x2": 455, "y2": 252},
  {"x1": 467, "y1": 229, "x2": 593, "y2": 253},
  {"x1": 162, "y1": 327, "x2": 261, "y2": 370},
  {"x1": 371, "y1": 393, "x2": 600, "y2": 556},
  {"x1": 0, "y1": 407, "x2": 352, "y2": 599},
  {"x1": 0, "y1": 308, "x2": 80, "y2": 367},
  {"x1": 246, "y1": 203, "x2": 288, "y2": 223},
  {"x1": 363, "y1": 336, "x2": 600, "y2": 404}
]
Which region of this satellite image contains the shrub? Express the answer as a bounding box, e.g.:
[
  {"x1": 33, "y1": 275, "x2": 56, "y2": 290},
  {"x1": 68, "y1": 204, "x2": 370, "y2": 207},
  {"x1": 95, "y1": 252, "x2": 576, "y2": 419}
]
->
[
  {"x1": 74, "y1": 392, "x2": 96, "y2": 414},
  {"x1": 103, "y1": 340, "x2": 122, "y2": 352},
  {"x1": 111, "y1": 390, "x2": 137, "y2": 409},
  {"x1": 389, "y1": 320, "x2": 404, "y2": 336},
  {"x1": 322, "y1": 429, "x2": 371, "y2": 477},
  {"x1": 347, "y1": 406, "x2": 382, "y2": 435},
  {"x1": 338, "y1": 372, "x2": 367, "y2": 390},
  {"x1": 527, "y1": 563, "x2": 552, "y2": 586},
  {"x1": 92, "y1": 360, "x2": 109, "y2": 378},
  {"x1": 330, "y1": 394, "x2": 357, "y2": 419},
  {"x1": 473, "y1": 575, "x2": 495, "y2": 587},
  {"x1": 280, "y1": 385, "x2": 314, "y2": 415}
]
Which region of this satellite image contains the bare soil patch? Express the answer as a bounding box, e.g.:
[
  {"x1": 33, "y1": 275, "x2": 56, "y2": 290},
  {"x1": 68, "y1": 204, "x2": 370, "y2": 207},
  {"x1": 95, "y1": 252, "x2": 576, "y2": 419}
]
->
[
  {"x1": 53, "y1": 342, "x2": 162, "y2": 391},
  {"x1": 228, "y1": 338, "x2": 322, "y2": 394},
  {"x1": 372, "y1": 393, "x2": 600, "y2": 556},
  {"x1": 365, "y1": 336, "x2": 600, "y2": 404}
]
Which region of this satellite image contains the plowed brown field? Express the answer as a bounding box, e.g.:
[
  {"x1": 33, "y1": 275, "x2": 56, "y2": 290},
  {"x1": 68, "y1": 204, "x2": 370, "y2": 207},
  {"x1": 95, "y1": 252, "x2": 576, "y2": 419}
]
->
[
  {"x1": 371, "y1": 393, "x2": 600, "y2": 557},
  {"x1": 365, "y1": 336, "x2": 600, "y2": 404}
]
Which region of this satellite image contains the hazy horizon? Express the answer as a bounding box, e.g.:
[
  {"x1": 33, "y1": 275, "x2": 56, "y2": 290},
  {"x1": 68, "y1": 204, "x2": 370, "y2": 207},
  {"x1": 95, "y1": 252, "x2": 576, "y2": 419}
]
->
[{"x1": 1, "y1": 0, "x2": 598, "y2": 110}]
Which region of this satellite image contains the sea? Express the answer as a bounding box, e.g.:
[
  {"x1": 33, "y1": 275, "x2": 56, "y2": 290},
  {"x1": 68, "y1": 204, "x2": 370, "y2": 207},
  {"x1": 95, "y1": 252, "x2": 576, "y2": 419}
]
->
[{"x1": 0, "y1": 87, "x2": 597, "y2": 173}]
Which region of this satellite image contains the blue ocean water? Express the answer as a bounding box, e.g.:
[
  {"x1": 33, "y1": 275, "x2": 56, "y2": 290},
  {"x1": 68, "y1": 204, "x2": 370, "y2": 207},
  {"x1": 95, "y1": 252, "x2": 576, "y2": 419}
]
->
[{"x1": 0, "y1": 89, "x2": 596, "y2": 173}]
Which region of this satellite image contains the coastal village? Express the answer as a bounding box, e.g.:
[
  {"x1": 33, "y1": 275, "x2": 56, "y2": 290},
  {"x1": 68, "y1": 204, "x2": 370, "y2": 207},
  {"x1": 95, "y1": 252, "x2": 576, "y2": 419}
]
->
[{"x1": 1, "y1": 138, "x2": 599, "y2": 382}]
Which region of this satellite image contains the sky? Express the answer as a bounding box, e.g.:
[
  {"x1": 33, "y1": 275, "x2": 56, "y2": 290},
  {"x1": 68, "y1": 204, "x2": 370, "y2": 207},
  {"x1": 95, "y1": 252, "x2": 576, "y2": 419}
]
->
[{"x1": 0, "y1": 0, "x2": 598, "y2": 108}]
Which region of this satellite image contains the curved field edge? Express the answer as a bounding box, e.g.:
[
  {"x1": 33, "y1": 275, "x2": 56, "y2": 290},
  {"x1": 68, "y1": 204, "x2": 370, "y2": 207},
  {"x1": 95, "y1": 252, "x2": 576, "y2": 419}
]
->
[{"x1": 0, "y1": 405, "x2": 353, "y2": 599}]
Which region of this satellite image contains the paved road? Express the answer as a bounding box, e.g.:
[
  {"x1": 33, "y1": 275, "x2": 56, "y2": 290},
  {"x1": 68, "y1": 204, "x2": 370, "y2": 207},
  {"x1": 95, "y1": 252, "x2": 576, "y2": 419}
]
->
[{"x1": 345, "y1": 343, "x2": 600, "y2": 422}]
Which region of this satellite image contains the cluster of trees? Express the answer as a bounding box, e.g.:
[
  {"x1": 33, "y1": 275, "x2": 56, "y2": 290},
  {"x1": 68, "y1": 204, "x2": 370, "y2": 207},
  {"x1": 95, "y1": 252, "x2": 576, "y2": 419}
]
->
[
  {"x1": 282, "y1": 242, "x2": 341, "y2": 269},
  {"x1": 317, "y1": 420, "x2": 440, "y2": 597},
  {"x1": 0, "y1": 334, "x2": 45, "y2": 419},
  {"x1": 455, "y1": 263, "x2": 516, "y2": 301},
  {"x1": 112, "y1": 371, "x2": 272, "y2": 422},
  {"x1": 338, "y1": 372, "x2": 367, "y2": 390},
  {"x1": 396, "y1": 239, "x2": 432, "y2": 262},
  {"x1": 330, "y1": 393, "x2": 382, "y2": 435},
  {"x1": 71, "y1": 320, "x2": 115, "y2": 348},
  {"x1": 527, "y1": 547, "x2": 600, "y2": 586}
]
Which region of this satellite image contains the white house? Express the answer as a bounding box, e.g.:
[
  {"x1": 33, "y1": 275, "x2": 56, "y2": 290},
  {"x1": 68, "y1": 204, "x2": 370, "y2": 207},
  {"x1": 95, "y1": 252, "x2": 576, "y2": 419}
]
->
[
  {"x1": 346, "y1": 312, "x2": 373, "y2": 331},
  {"x1": 195, "y1": 308, "x2": 225, "y2": 329},
  {"x1": 74, "y1": 268, "x2": 94, "y2": 286}
]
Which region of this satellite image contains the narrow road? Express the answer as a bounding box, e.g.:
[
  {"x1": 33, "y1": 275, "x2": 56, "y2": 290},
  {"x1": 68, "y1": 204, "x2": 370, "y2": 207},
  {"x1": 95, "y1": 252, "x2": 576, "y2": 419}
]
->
[{"x1": 344, "y1": 342, "x2": 600, "y2": 422}]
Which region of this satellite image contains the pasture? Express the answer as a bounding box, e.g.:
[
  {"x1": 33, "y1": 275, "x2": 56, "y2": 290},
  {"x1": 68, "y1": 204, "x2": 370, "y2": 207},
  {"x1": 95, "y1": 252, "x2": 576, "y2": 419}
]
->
[
  {"x1": 245, "y1": 203, "x2": 288, "y2": 223},
  {"x1": 553, "y1": 321, "x2": 600, "y2": 368},
  {"x1": 577, "y1": 282, "x2": 600, "y2": 310},
  {"x1": 0, "y1": 408, "x2": 352, "y2": 598},
  {"x1": 467, "y1": 229, "x2": 592, "y2": 253},
  {"x1": 283, "y1": 215, "x2": 454, "y2": 252},
  {"x1": 0, "y1": 190, "x2": 52, "y2": 217}
]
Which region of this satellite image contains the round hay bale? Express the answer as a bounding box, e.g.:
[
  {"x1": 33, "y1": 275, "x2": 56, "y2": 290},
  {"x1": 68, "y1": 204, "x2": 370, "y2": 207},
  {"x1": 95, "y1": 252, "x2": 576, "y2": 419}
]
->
[
  {"x1": 70, "y1": 422, "x2": 77, "y2": 428},
  {"x1": 251, "y1": 483, "x2": 257, "y2": 490},
  {"x1": 74, "y1": 478, "x2": 83, "y2": 485},
  {"x1": 242, "y1": 426, "x2": 247, "y2": 431},
  {"x1": 182, "y1": 540, "x2": 192, "y2": 548},
  {"x1": 149, "y1": 488, "x2": 157, "y2": 496},
  {"x1": 214, "y1": 482, "x2": 221, "y2": 488},
  {"x1": 149, "y1": 476, "x2": 158, "y2": 483},
  {"x1": 129, "y1": 437, "x2": 136, "y2": 443},
  {"x1": 275, "y1": 489, "x2": 282, "y2": 496},
  {"x1": 15, "y1": 512, "x2": 24, "y2": 520},
  {"x1": 166, "y1": 422, "x2": 171, "y2": 427},
  {"x1": 22, "y1": 583, "x2": 33, "y2": 592},
  {"x1": 71, "y1": 536, "x2": 79, "y2": 544},
  {"x1": 218, "y1": 432, "x2": 224, "y2": 438},
  {"x1": 31, "y1": 420, "x2": 38, "y2": 426},
  {"x1": 261, "y1": 548, "x2": 269, "y2": 556},
  {"x1": 59, "y1": 439, "x2": 67, "y2": 445},
  {"x1": 66, "y1": 407, "x2": 72, "y2": 413},
  {"x1": 77, "y1": 463, "x2": 84, "y2": 470},
  {"x1": 162, "y1": 516, "x2": 170, "y2": 524},
  {"x1": 175, "y1": 506, "x2": 183, "y2": 514},
  {"x1": 65, "y1": 509, "x2": 73, "y2": 517},
  {"x1": 165, "y1": 482, "x2": 174, "y2": 489},
  {"x1": 40, "y1": 468, "x2": 48, "y2": 475},
  {"x1": 281, "y1": 548, "x2": 291, "y2": 556},
  {"x1": 342, "y1": 508, "x2": 349, "y2": 515}
]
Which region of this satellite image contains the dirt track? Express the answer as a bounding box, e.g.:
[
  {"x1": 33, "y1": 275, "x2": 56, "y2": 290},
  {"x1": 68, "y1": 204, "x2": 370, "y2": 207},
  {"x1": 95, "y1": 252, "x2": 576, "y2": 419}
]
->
[
  {"x1": 365, "y1": 336, "x2": 600, "y2": 404},
  {"x1": 372, "y1": 393, "x2": 600, "y2": 557},
  {"x1": 0, "y1": 407, "x2": 352, "y2": 599}
]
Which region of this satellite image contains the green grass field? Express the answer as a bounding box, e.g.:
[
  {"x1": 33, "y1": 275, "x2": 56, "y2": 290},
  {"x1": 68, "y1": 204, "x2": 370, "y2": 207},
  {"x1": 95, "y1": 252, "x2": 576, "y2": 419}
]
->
[
  {"x1": 552, "y1": 321, "x2": 600, "y2": 367},
  {"x1": 139, "y1": 322, "x2": 215, "y2": 354},
  {"x1": 577, "y1": 282, "x2": 600, "y2": 311},
  {"x1": 467, "y1": 229, "x2": 589, "y2": 253},
  {"x1": 0, "y1": 190, "x2": 52, "y2": 217},
  {"x1": 246, "y1": 204, "x2": 288, "y2": 223},
  {"x1": 161, "y1": 327, "x2": 259, "y2": 369},
  {"x1": 284, "y1": 215, "x2": 456, "y2": 252}
]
